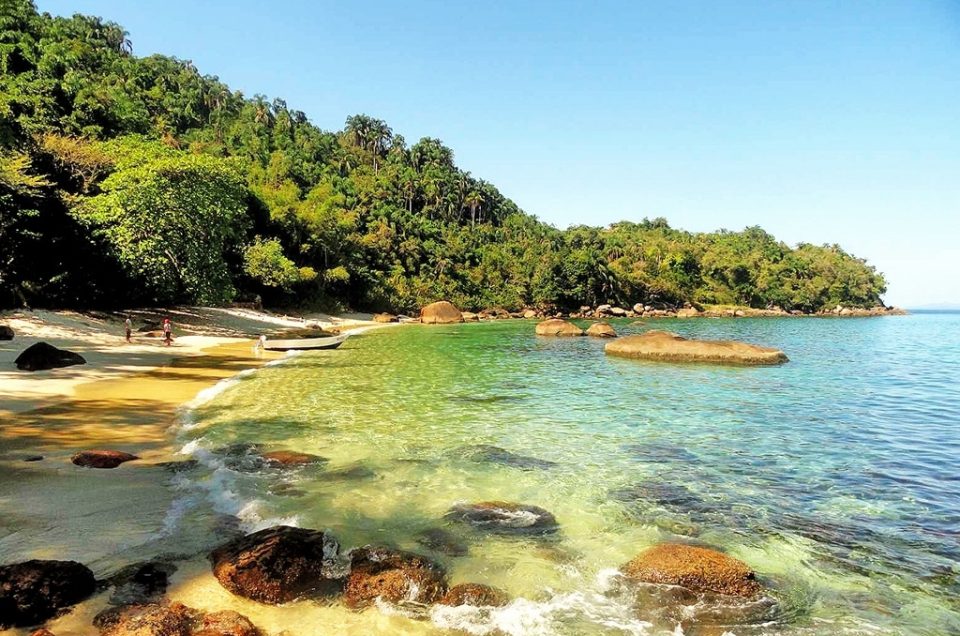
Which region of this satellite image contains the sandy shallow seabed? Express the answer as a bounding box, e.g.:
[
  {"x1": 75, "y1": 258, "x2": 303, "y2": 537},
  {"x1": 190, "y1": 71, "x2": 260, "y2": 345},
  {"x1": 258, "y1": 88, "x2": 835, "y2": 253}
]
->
[{"x1": 0, "y1": 307, "x2": 393, "y2": 636}]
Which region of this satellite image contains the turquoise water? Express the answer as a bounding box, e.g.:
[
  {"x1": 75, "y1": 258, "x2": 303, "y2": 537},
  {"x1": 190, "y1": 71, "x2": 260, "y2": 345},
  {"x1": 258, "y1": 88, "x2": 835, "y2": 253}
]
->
[{"x1": 179, "y1": 314, "x2": 960, "y2": 635}]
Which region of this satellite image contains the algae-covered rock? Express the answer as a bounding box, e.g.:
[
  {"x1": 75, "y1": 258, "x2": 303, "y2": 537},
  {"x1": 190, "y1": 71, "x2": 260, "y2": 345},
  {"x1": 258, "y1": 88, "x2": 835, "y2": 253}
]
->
[
  {"x1": 621, "y1": 543, "x2": 762, "y2": 598},
  {"x1": 605, "y1": 330, "x2": 787, "y2": 365}
]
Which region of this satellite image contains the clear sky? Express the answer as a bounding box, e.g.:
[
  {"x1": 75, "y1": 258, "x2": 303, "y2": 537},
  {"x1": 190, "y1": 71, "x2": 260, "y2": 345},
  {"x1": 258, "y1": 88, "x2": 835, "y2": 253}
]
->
[{"x1": 38, "y1": 1, "x2": 960, "y2": 307}]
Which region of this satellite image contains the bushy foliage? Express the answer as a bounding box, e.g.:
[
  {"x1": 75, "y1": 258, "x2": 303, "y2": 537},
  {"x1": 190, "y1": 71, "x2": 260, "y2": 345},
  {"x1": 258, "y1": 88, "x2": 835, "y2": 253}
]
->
[{"x1": 0, "y1": 1, "x2": 887, "y2": 311}]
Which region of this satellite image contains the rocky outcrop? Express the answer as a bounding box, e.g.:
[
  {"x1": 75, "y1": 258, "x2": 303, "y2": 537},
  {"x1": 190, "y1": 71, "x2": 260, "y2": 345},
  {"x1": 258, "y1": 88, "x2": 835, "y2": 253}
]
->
[
  {"x1": 438, "y1": 583, "x2": 509, "y2": 607},
  {"x1": 605, "y1": 330, "x2": 787, "y2": 365},
  {"x1": 260, "y1": 450, "x2": 326, "y2": 468},
  {"x1": 522, "y1": 309, "x2": 538, "y2": 319},
  {"x1": 676, "y1": 307, "x2": 700, "y2": 318},
  {"x1": 373, "y1": 313, "x2": 397, "y2": 323},
  {"x1": 0, "y1": 560, "x2": 97, "y2": 628},
  {"x1": 209, "y1": 526, "x2": 342, "y2": 604},
  {"x1": 93, "y1": 603, "x2": 261, "y2": 636},
  {"x1": 14, "y1": 342, "x2": 86, "y2": 371},
  {"x1": 72, "y1": 450, "x2": 140, "y2": 469},
  {"x1": 534, "y1": 319, "x2": 584, "y2": 337},
  {"x1": 621, "y1": 544, "x2": 762, "y2": 598},
  {"x1": 445, "y1": 501, "x2": 559, "y2": 536},
  {"x1": 0, "y1": 325, "x2": 14, "y2": 340},
  {"x1": 586, "y1": 322, "x2": 617, "y2": 338},
  {"x1": 479, "y1": 308, "x2": 510, "y2": 320},
  {"x1": 461, "y1": 311, "x2": 479, "y2": 322},
  {"x1": 420, "y1": 301, "x2": 464, "y2": 324},
  {"x1": 344, "y1": 546, "x2": 447, "y2": 608}
]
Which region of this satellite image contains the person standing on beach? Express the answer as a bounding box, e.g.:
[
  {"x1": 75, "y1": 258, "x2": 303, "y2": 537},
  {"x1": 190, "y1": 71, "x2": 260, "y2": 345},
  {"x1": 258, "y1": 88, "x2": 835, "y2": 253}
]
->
[
  {"x1": 124, "y1": 316, "x2": 133, "y2": 342},
  {"x1": 162, "y1": 318, "x2": 173, "y2": 346}
]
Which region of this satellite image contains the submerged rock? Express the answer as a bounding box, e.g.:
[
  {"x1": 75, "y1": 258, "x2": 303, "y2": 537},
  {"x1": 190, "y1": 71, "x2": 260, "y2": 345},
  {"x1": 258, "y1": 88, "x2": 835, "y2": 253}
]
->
[
  {"x1": 457, "y1": 444, "x2": 557, "y2": 471},
  {"x1": 621, "y1": 543, "x2": 762, "y2": 598},
  {"x1": 0, "y1": 559, "x2": 97, "y2": 628},
  {"x1": 107, "y1": 561, "x2": 177, "y2": 606},
  {"x1": 445, "y1": 501, "x2": 559, "y2": 536},
  {"x1": 322, "y1": 463, "x2": 377, "y2": 480},
  {"x1": 620, "y1": 441, "x2": 698, "y2": 463},
  {"x1": 420, "y1": 301, "x2": 464, "y2": 324},
  {"x1": 209, "y1": 525, "x2": 342, "y2": 604},
  {"x1": 0, "y1": 325, "x2": 14, "y2": 340},
  {"x1": 609, "y1": 482, "x2": 705, "y2": 510},
  {"x1": 14, "y1": 342, "x2": 86, "y2": 371},
  {"x1": 534, "y1": 318, "x2": 584, "y2": 337},
  {"x1": 438, "y1": 583, "x2": 509, "y2": 607},
  {"x1": 72, "y1": 450, "x2": 140, "y2": 469},
  {"x1": 586, "y1": 322, "x2": 617, "y2": 338},
  {"x1": 260, "y1": 450, "x2": 326, "y2": 468},
  {"x1": 415, "y1": 527, "x2": 469, "y2": 557},
  {"x1": 344, "y1": 546, "x2": 447, "y2": 608},
  {"x1": 605, "y1": 331, "x2": 788, "y2": 365}
]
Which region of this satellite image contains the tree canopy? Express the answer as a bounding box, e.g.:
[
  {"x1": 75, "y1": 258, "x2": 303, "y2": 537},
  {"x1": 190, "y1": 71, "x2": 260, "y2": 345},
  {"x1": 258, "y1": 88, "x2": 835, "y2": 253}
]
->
[{"x1": 0, "y1": 1, "x2": 887, "y2": 312}]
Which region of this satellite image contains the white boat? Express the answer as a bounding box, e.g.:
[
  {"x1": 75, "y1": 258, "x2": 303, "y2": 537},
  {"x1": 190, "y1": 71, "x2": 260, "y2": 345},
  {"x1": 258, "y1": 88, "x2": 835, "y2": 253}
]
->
[{"x1": 262, "y1": 333, "x2": 349, "y2": 351}]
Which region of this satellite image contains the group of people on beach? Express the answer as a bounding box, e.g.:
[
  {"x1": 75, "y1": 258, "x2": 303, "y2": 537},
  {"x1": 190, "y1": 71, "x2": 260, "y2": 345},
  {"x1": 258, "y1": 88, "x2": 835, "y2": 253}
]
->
[{"x1": 123, "y1": 316, "x2": 173, "y2": 345}]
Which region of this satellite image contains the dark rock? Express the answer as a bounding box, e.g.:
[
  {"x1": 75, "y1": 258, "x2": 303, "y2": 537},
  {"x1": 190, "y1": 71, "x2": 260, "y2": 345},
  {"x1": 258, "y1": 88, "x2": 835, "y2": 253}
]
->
[
  {"x1": 609, "y1": 483, "x2": 704, "y2": 510},
  {"x1": 0, "y1": 325, "x2": 13, "y2": 340},
  {"x1": 260, "y1": 450, "x2": 327, "y2": 468},
  {"x1": 458, "y1": 444, "x2": 557, "y2": 471},
  {"x1": 415, "y1": 528, "x2": 469, "y2": 557},
  {"x1": 209, "y1": 525, "x2": 342, "y2": 604},
  {"x1": 93, "y1": 602, "x2": 196, "y2": 636},
  {"x1": 14, "y1": 342, "x2": 86, "y2": 371},
  {"x1": 438, "y1": 583, "x2": 509, "y2": 607},
  {"x1": 621, "y1": 543, "x2": 762, "y2": 598},
  {"x1": 107, "y1": 561, "x2": 177, "y2": 606},
  {"x1": 445, "y1": 501, "x2": 559, "y2": 536},
  {"x1": 344, "y1": 546, "x2": 447, "y2": 608},
  {"x1": 72, "y1": 450, "x2": 140, "y2": 469},
  {"x1": 0, "y1": 559, "x2": 97, "y2": 628},
  {"x1": 154, "y1": 460, "x2": 200, "y2": 473},
  {"x1": 322, "y1": 463, "x2": 376, "y2": 480},
  {"x1": 137, "y1": 322, "x2": 161, "y2": 333},
  {"x1": 23, "y1": 455, "x2": 44, "y2": 462}
]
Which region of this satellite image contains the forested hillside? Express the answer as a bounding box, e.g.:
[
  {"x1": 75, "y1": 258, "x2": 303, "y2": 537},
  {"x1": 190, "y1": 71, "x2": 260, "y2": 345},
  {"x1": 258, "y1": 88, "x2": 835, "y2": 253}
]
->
[{"x1": 0, "y1": 1, "x2": 887, "y2": 312}]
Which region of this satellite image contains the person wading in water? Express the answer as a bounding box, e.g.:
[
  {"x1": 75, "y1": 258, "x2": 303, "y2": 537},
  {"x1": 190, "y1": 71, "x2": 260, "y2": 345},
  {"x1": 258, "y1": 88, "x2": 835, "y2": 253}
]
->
[{"x1": 162, "y1": 318, "x2": 173, "y2": 346}]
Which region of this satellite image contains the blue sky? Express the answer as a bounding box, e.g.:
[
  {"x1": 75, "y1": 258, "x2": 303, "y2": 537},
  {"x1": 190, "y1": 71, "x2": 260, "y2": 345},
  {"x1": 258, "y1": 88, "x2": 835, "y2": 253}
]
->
[{"x1": 39, "y1": 1, "x2": 960, "y2": 307}]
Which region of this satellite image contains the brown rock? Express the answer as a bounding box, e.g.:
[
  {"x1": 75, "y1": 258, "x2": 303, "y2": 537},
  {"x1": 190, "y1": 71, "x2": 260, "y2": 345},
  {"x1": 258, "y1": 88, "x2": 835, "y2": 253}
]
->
[
  {"x1": 676, "y1": 308, "x2": 700, "y2": 318},
  {"x1": 72, "y1": 450, "x2": 140, "y2": 469},
  {"x1": 0, "y1": 325, "x2": 13, "y2": 340},
  {"x1": 438, "y1": 583, "x2": 509, "y2": 607},
  {"x1": 621, "y1": 543, "x2": 762, "y2": 598},
  {"x1": 461, "y1": 311, "x2": 479, "y2": 322},
  {"x1": 445, "y1": 501, "x2": 559, "y2": 536},
  {"x1": 522, "y1": 309, "x2": 538, "y2": 319},
  {"x1": 586, "y1": 322, "x2": 617, "y2": 338},
  {"x1": 605, "y1": 330, "x2": 787, "y2": 365},
  {"x1": 209, "y1": 526, "x2": 342, "y2": 604},
  {"x1": 260, "y1": 450, "x2": 326, "y2": 467},
  {"x1": 534, "y1": 319, "x2": 584, "y2": 337},
  {"x1": 373, "y1": 313, "x2": 397, "y2": 323},
  {"x1": 29, "y1": 630, "x2": 56, "y2": 636},
  {"x1": 0, "y1": 560, "x2": 97, "y2": 628},
  {"x1": 420, "y1": 301, "x2": 464, "y2": 324},
  {"x1": 344, "y1": 546, "x2": 447, "y2": 608},
  {"x1": 93, "y1": 602, "x2": 196, "y2": 636},
  {"x1": 193, "y1": 610, "x2": 260, "y2": 636}
]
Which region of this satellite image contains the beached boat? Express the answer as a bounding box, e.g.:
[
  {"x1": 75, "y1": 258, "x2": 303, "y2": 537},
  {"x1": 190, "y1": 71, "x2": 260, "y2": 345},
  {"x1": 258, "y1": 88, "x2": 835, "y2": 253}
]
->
[{"x1": 262, "y1": 333, "x2": 349, "y2": 351}]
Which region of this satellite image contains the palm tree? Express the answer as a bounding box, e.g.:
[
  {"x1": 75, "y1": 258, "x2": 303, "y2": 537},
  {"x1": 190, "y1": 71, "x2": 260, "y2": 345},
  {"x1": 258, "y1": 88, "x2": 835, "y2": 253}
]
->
[{"x1": 465, "y1": 191, "x2": 483, "y2": 225}]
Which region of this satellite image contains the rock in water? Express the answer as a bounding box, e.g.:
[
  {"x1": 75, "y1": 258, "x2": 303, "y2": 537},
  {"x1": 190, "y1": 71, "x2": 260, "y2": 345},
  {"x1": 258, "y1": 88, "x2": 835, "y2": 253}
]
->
[
  {"x1": 414, "y1": 527, "x2": 469, "y2": 557},
  {"x1": 620, "y1": 543, "x2": 762, "y2": 598},
  {"x1": 534, "y1": 319, "x2": 584, "y2": 337},
  {"x1": 438, "y1": 583, "x2": 509, "y2": 607},
  {"x1": 194, "y1": 610, "x2": 260, "y2": 636},
  {"x1": 458, "y1": 444, "x2": 557, "y2": 470},
  {"x1": 93, "y1": 602, "x2": 196, "y2": 636},
  {"x1": 209, "y1": 526, "x2": 342, "y2": 604},
  {"x1": 344, "y1": 546, "x2": 447, "y2": 608},
  {"x1": 586, "y1": 322, "x2": 617, "y2": 338},
  {"x1": 445, "y1": 501, "x2": 559, "y2": 536},
  {"x1": 0, "y1": 325, "x2": 14, "y2": 340},
  {"x1": 107, "y1": 561, "x2": 176, "y2": 606},
  {"x1": 420, "y1": 301, "x2": 464, "y2": 324},
  {"x1": 72, "y1": 450, "x2": 140, "y2": 469},
  {"x1": 0, "y1": 560, "x2": 97, "y2": 628},
  {"x1": 260, "y1": 450, "x2": 326, "y2": 468},
  {"x1": 14, "y1": 342, "x2": 86, "y2": 371},
  {"x1": 605, "y1": 330, "x2": 787, "y2": 365}
]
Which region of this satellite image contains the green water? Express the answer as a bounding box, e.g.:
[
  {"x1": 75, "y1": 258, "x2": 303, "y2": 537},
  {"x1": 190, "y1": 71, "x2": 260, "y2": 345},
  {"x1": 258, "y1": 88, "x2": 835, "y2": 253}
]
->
[{"x1": 175, "y1": 316, "x2": 960, "y2": 635}]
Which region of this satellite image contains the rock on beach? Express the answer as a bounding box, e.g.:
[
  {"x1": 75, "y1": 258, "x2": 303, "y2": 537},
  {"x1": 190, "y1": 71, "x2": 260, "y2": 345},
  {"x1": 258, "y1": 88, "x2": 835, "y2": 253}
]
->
[
  {"x1": 14, "y1": 342, "x2": 86, "y2": 371},
  {"x1": 0, "y1": 559, "x2": 97, "y2": 628},
  {"x1": 420, "y1": 301, "x2": 464, "y2": 324},
  {"x1": 605, "y1": 330, "x2": 787, "y2": 365}
]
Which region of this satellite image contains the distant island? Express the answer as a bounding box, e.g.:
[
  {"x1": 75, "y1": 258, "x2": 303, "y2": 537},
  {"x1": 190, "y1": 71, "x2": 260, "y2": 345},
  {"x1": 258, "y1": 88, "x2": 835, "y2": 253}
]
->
[{"x1": 1, "y1": 1, "x2": 888, "y2": 315}]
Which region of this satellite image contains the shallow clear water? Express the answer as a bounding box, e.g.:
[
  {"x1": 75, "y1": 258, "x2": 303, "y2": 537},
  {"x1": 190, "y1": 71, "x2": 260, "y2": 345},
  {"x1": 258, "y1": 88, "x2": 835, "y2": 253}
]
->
[{"x1": 178, "y1": 314, "x2": 960, "y2": 635}]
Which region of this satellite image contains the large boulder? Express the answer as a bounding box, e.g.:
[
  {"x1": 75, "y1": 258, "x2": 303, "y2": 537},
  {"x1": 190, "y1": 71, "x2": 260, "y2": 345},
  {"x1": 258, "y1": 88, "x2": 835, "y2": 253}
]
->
[
  {"x1": 445, "y1": 501, "x2": 559, "y2": 536},
  {"x1": 420, "y1": 301, "x2": 464, "y2": 324},
  {"x1": 621, "y1": 544, "x2": 762, "y2": 598},
  {"x1": 0, "y1": 325, "x2": 14, "y2": 340},
  {"x1": 586, "y1": 322, "x2": 617, "y2": 338},
  {"x1": 93, "y1": 602, "x2": 196, "y2": 636},
  {"x1": 0, "y1": 560, "x2": 97, "y2": 628},
  {"x1": 209, "y1": 526, "x2": 342, "y2": 604},
  {"x1": 72, "y1": 450, "x2": 140, "y2": 469},
  {"x1": 344, "y1": 546, "x2": 447, "y2": 608},
  {"x1": 14, "y1": 342, "x2": 86, "y2": 371},
  {"x1": 438, "y1": 583, "x2": 509, "y2": 607},
  {"x1": 605, "y1": 330, "x2": 787, "y2": 365},
  {"x1": 534, "y1": 319, "x2": 584, "y2": 337}
]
